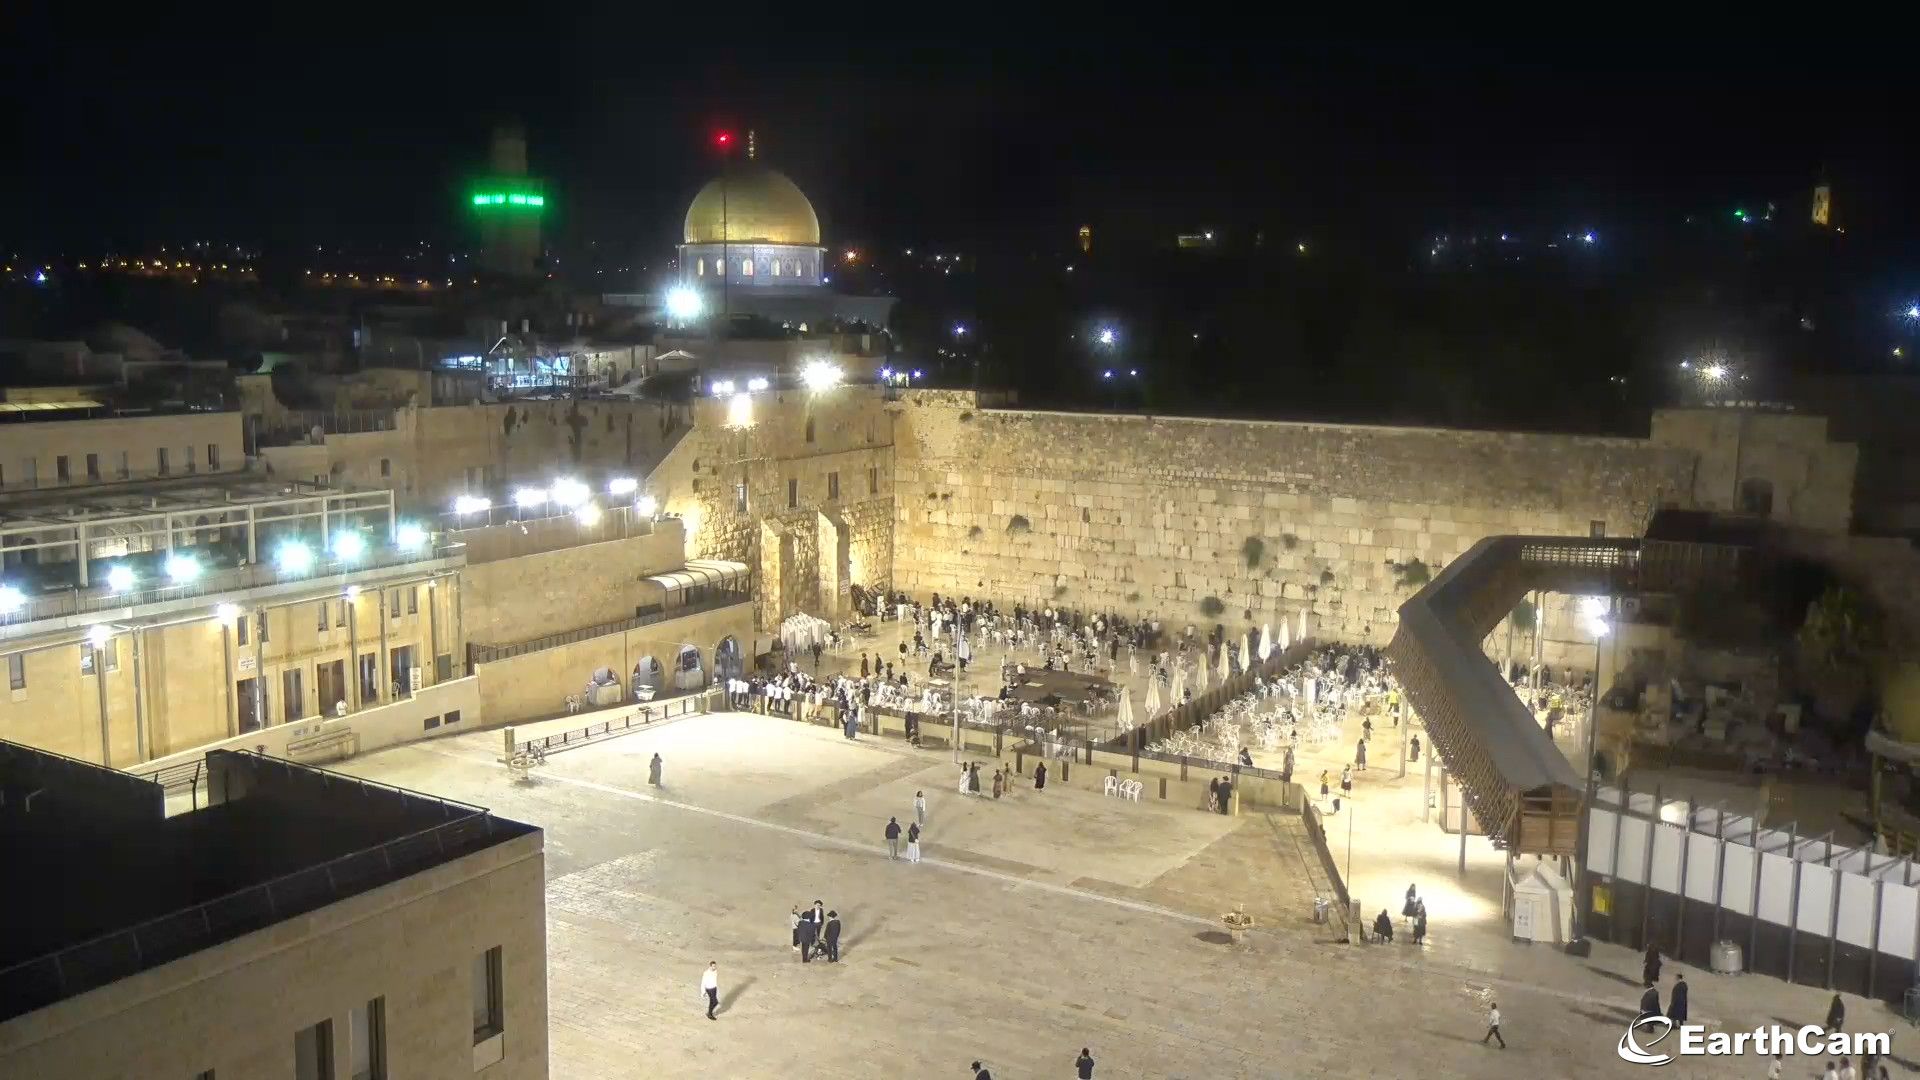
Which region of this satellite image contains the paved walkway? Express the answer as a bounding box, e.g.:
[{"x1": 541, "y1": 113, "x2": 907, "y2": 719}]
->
[{"x1": 337, "y1": 711, "x2": 1918, "y2": 1078}]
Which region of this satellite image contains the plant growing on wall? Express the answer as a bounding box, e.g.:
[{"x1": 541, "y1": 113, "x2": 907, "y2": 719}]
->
[
  {"x1": 958, "y1": 411, "x2": 973, "y2": 422},
  {"x1": 1242, "y1": 536, "x2": 1265, "y2": 569},
  {"x1": 1510, "y1": 599, "x2": 1536, "y2": 634},
  {"x1": 1054, "y1": 585, "x2": 1069, "y2": 598},
  {"x1": 1387, "y1": 557, "x2": 1432, "y2": 589},
  {"x1": 1320, "y1": 568, "x2": 1337, "y2": 586},
  {"x1": 1007, "y1": 514, "x2": 1032, "y2": 534},
  {"x1": 1126, "y1": 592, "x2": 1141, "y2": 603},
  {"x1": 1280, "y1": 533, "x2": 1298, "y2": 550},
  {"x1": 967, "y1": 525, "x2": 983, "y2": 540},
  {"x1": 502, "y1": 407, "x2": 519, "y2": 437},
  {"x1": 1797, "y1": 585, "x2": 1886, "y2": 729},
  {"x1": 1199, "y1": 595, "x2": 1225, "y2": 617}
]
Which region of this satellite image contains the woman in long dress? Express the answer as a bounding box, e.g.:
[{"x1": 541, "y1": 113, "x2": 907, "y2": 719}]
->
[
  {"x1": 958, "y1": 764, "x2": 972, "y2": 795},
  {"x1": 790, "y1": 906, "x2": 802, "y2": 953}
]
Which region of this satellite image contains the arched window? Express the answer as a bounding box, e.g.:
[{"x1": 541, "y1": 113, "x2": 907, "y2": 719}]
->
[
  {"x1": 741, "y1": 258, "x2": 753, "y2": 276},
  {"x1": 771, "y1": 260, "x2": 781, "y2": 276}
]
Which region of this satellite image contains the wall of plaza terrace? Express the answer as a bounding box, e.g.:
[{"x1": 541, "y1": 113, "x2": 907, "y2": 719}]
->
[
  {"x1": 0, "y1": 410, "x2": 245, "y2": 491},
  {"x1": 257, "y1": 398, "x2": 692, "y2": 514},
  {"x1": 458, "y1": 515, "x2": 691, "y2": 648},
  {"x1": 889, "y1": 391, "x2": 1698, "y2": 654},
  {"x1": 471, "y1": 599, "x2": 754, "y2": 726},
  {"x1": 649, "y1": 388, "x2": 894, "y2": 628}
]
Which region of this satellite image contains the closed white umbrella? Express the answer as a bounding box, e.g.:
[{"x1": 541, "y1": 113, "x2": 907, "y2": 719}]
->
[
  {"x1": 1239, "y1": 633, "x2": 1253, "y2": 673},
  {"x1": 1297, "y1": 607, "x2": 1308, "y2": 643},
  {"x1": 1279, "y1": 618, "x2": 1291, "y2": 651},
  {"x1": 1145, "y1": 676, "x2": 1164, "y2": 717},
  {"x1": 1195, "y1": 652, "x2": 1210, "y2": 695},
  {"x1": 1258, "y1": 623, "x2": 1273, "y2": 661},
  {"x1": 1170, "y1": 663, "x2": 1187, "y2": 707},
  {"x1": 1217, "y1": 641, "x2": 1231, "y2": 682},
  {"x1": 1116, "y1": 687, "x2": 1136, "y2": 732}
]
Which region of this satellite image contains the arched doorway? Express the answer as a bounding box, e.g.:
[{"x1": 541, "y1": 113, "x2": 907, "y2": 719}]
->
[
  {"x1": 675, "y1": 644, "x2": 706, "y2": 690},
  {"x1": 633, "y1": 655, "x2": 664, "y2": 693},
  {"x1": 714, "y1": 636, "x2": 743, "y2": 683}
]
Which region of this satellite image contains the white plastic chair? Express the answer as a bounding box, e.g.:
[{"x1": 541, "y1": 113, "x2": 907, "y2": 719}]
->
[{"x1": 1102, "y1": 775, "x2": 1119, "y2": 797}]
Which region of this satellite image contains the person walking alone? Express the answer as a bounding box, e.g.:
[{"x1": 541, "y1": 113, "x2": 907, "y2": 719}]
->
[
  {"x1": 907, "y1": 820, "x2": 922, "y2": 863},
  {"x1": 649, "y1": 753, "x2": 663, "y2": 788},
  {"x1": 914, "y1": 789, "x2": 927, "y2": 826},
  {"x1": 1482, "y1": 1001, "x2": 1505, "y2": 1048},
  {"x1": 885, "y1": 816, "x2": 902, "y2": 859},
  {"x1": 1075, "y1": 1047, "x2": 1096, "y2": 1078},
  {"x1": 1034, "y1": 760, "x2": 1047, "y2": 791},
  {"x1": 702, "y1": 961, "x2": 720, "y2": 1020},
  {"x1": 1668, "y1": 971, "x2": 1689, "y2": 1026}
]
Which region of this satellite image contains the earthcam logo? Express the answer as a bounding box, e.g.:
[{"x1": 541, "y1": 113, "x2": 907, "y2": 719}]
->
[
  {"x1": 1618, "y1": 1016, "x2": 1889, "y2": 1067},
  {"x1": 1617, "y1": 1015, "x2": 1676, "y2": 1066}
]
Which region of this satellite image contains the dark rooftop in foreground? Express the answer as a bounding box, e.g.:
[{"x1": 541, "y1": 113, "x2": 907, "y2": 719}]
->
[{"x1": 0, "y1": 741, "x2": 535, "y2": 1022}]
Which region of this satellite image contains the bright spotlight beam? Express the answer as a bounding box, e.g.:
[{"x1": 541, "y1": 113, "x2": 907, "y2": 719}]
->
[{"x1": 799, "y1": 360, "x2": 843, "y2": 391}]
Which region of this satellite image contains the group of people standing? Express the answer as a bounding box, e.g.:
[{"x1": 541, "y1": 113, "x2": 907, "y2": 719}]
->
[
  {"x1": 1372, "y1": 883, "x2": 1429, "y2": 946},
  {"x1": 788, "y1": 899, "x2": 843, "y2": 964}
]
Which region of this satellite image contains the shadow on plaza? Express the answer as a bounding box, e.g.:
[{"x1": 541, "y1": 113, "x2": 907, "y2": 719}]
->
[
  {"x1": 843, "y1": 917, "x2": 886, "y2": 958},
  {"x1": 720, "y1": 976, "x2": 757, "y2": 1014},
  {"x1": 1586, "y1": 966, "x2": 1645, "y2": 989}
]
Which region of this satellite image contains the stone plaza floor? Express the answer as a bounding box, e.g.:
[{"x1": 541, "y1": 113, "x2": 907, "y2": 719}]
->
[{"x1": 335, "y1": 708, "x2": 1920, "y2": 1078}]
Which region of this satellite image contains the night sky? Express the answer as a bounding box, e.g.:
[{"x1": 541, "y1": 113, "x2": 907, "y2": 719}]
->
[{"x1": 7, "y1": 19, "x2": 1917, "y2": 260}]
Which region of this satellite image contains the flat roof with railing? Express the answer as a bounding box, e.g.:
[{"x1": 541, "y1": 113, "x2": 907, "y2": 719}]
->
[{"x1": 0, "y1": 746, "x2": 537, "y2": 1023}]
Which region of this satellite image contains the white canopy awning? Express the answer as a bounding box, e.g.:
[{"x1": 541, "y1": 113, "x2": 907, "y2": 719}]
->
[{"x1": 643, "y1": 558, "x2": 748, "y2": 594}]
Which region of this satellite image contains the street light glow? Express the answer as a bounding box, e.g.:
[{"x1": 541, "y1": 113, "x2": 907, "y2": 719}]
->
[
  {"x1": 454, "y1": 494, "x2": 491, "y2": 515},
  {"x1": 1097, "y1": 327, "x2": 1117, "y2": 347},
  {"x1": 550, "y1": 479, "x2": 591, "y2": 508},
  {"x1": 513, "y1": 487, "x2": 548, "y2": 510},
  {"x1": 953, "y1": 323, "x2": 967, "y2": 336},
  {"x1": 165, "y1": 554, "x2": 201, "y2": 584},
  {"x1": 746, "y1": 377, "x2": 769, "y2": 392},
  {"x1": 275, "y1": 542, "x2": 314, "y2": 574},
  {"x1": 637, "y1": 495, "x2": 659, "y2": 517},
  {"x1": 215, "y1": 602, "x2": 241, "y2": 623},
  {"x1": 87, "y1": 624, "x2": 112, "y2": 649},
  {"x1": 666, "y1": 285, "x2": 703, "y2": 321},
  {"x1": 608, "y1": 476, "x2": 639, "y2": 496},
  {"x1": 331, "y1": 531, "x2": 367, "y2": 561},
  {"x1": 395, "y1": 523, "x2": 428, "y2": 550},
  {"x1": 1702, "y1": 363, "x2": 1728, "y2": 382},
  {"x1": 105, "y1": 565, "x2": 135, "y2": 592},
  {"x1": 0, "y1": 585, "x2": 23, "y2": 615},
  {"x1": 711, "y1": 379, "x2": 736, "y2": 395},
  {"x1": 799, "y1": 359, "x2": 843, "y2": 390},
  {"x1": 575, "y1": 502, "x2": 602, "y2": 527}
]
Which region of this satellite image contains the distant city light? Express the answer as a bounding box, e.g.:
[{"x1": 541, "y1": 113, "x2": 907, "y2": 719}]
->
[
  {"x1": 88, "y1": 624, "x2": 113, "y2": 649},
  {"x1": 395, "y1": 523, "x2": 428, "y2": 550},
  {"x1": 1905, "y1": 304, "x2": 1920, "y2": 320},
  {"x1": 746, "y1": 377, "x2": 770, "y2": 392},
  {"x1": 331, "y1": 531, "x2": 367, "y2": 561},
  {"x1": 1129, "y1": 369, "x2": 1138, "y2": 377},
  {"x1": 549, "y1": 478, "x2": 590, "y2": 508},
  {"x1": 0, "y1": 585, "x2": 24, "y2": 615},
  {"x1": 1097, "y1": 327, "x2": 1117, "y2": 347},
  {"x1": 608, "y1": 477, "x2": 639, "y2": 496},
  {"x1": 454, "y1": 494, "x2": 491, "y2": 516},
  {"x1": 105, "y1": 565, "x2": 135, "y2": 592},
  {"x1": 275, "y1": 542, "x2": 314, "y2": 575},
  {"x1": 711, "y1": 379, "x2": 736, "y2": 395},
  {"x1": 799, "y1": 360, "x2": 843, "y2": 391},
  {"x1": 666, "y1": 285, "x2": 703, "y2": 321},
  {"x1": 513, "y1": 487, "x2": 548, "y2": 510},
  {"x1": 1702, "y1": 363, "x2": 1728, "y2": 382},
  {"x1": 637, "y1": 495, "x2": 659, "y2": 517},
  {"x1": 953, "y1": 323, "x2": 968, "y2": 336},
  {"x1": 164, "y1": 555, "x2": 201, "y2": 584},
  {"x1": 879, "y1": 367, "x2": 894, "y2": 380},
  {"x1": 1582, "y1": 232, "x2": 1596, "y2": 244},
  {"x1": 1102, "y1": 370, "x2": 1113, "y2": 379},
  {"x1": 716, "y1": 131, "x2": 733, "y2": 147}
]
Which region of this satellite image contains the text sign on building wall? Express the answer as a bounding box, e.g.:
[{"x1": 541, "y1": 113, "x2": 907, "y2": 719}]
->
[{"x1": 237, "y1": 655, "x2": 257, "y2": 675}]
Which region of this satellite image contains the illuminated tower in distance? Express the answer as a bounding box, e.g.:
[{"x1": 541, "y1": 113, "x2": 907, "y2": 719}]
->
[{"x1": 470, "y1": 123, "x2": 546, "y2": 277}]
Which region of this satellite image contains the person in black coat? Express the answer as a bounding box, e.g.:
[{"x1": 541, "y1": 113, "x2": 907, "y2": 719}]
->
[
  {"x1": 800, "y1": 908, "x2": 819, "y2": 962},
  {"x1": 823, "y1": 911, "x2": 842, "y2": 963},
  {"x1": 1373, "y1": 910, "x2": 1394, "y2": 943},
  {"x1": 1642, "y1": 943, "x2": 1662, "y2": 987},
  {"x1": 1667, "y1": 972, "x2": 1689, "y2": 1025},
  {"x1": 1034, "y1": 761, "x2": 1047, "y2": 790},
  {"x1": 1824, "y1": 992, "x2": 1845, "y2": 1032},
  {"x1": 1637, "y1": 984, "x2": 1661, "y2": 1022}
]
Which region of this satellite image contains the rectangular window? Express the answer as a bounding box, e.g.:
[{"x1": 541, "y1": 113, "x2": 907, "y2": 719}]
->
[
  {"x1": 208, "y1": 443, "x2": 220, "y2": 470},
  {"x1": 21, "y1": 459, "x2": 36, "y2": 486},
  {"x1": 472, "y1": 946, "x2": 504, "y2": 1043},
  {"x1": 283, "y1": 667, "x2": 304, "y2": 721},
  {"x1": 85, "y1": 453, "x2": 99, "y2": 480},
  {"x1": 787, "y1": 477, "x2": 798, "y2": 509},
  {"x1": 423, "y1": 714, "x2": 441, "y2": 730},
  {"x1": 379, "y1": 458, "x2": 391, "y2": 478},
  {"x1": 157, "y1": 447, "x2": 170, "y2": 476},
  {"x1": 1589, "y1": 520, "x2": 1606, "y2": 538},
  {"x1": 868, "y1": 466, "x2": 878, "y2": 495},
  {"x1": 257, "y1": 612, "x2": 270, "y2": 644},
  {"x1": 105, "y1": 637, "x2": 118, "y2": 673},
  {"x1": 336, "y1": 599, "x2": 347, "y2": 627},
  {"x1": 118, "y1": 450, "x2": 129, "y2": 480},
  {"x1": 389, "y1": 590, "x2": 401, "y2": 619},
  {"x1": 444, "y1": 709, "x2": 461, "y2": 725},
  {"x1": 237, "y1": 615, "x2": 250, "y2": 646},
  {"x1": 195, "y1": 1071, "x2": 215, "y2": 1080},
  {"x1": 185, "y1": 445, "x2": 197, "y2": 473},
  {"x1": 348, "y1": 997, "x2": 385, "y2": 1080},
  {"x1": 805, "y1": 417, "x2": 816, "y2": 443},
  {"x1": 318, "y1": 603, "x2": 330, "y2": 632},
  {"x1": 294, "y1": 1018, "x2": 334, "y2": 1080},
  {"x1": 81, "y1": 646, "x2": 94, "y2": 676},
  {"x1": 8, "y1": 653, "x2": 23, "y2": 691},
  {"x1": 56, "y1": 455, "x2": 70, "y2": 482},
  {"x1": 407, "y1": 587, "x2": 418, "y2": 615},
  {"x1": 735, "y1": 476, "x2": 749, "y2": 513},
  {"x1": 827, "y1": 471, "x2": 840, "y2": 501}
]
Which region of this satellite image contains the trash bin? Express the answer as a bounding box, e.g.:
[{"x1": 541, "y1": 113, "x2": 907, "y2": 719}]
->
[
  {"x1": 1710, "y1": 939, "x2": 1744, "y2": 975},
  {"x1": 1313, "y1": 897, "x2": 1330, "y2": 924}
]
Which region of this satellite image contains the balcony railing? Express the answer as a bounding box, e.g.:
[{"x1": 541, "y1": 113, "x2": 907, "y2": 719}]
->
[{"x1": 468, "y1": 588, "x2": 750, "y2": 665}]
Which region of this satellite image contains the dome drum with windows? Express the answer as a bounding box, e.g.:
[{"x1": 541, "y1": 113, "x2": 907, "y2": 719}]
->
[{"x1": 678, "y1": 167, "x2": 826, "y2": 290}]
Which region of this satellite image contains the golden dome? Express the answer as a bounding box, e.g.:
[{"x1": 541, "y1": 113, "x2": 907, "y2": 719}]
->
[{"x1": 683, "y1": 168, "x2": 820, "y2": 245}]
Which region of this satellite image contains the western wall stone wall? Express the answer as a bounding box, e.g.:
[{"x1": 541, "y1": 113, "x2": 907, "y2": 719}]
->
[{"x1": 890, "y1": 391, "x2": 1697, "y2": 652}]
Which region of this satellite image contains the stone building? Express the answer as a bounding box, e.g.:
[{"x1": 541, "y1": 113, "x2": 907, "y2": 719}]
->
[{"x1": 0, "y1": 742, "x2": 547, "y2": 1078}]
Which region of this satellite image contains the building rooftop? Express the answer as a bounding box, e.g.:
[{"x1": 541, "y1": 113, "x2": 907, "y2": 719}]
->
[{"x1": 0, "y1": 742, "x2": 536, "y2": 1023}]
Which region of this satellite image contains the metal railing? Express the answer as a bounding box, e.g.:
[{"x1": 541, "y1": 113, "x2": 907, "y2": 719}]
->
[
  {"x1": 251, "y1": 409, "x2": 399, "y2": 448},
  {"x1": 468, "y1": 590, "x2": 751, "y2": 664},
  {"x1": 0, "y1": 752, "x2": 518, "y2": 1022},
  {"x1": 0, "y1": 542, "x2": 464, "y2": 632},
  {"x1": 510, "y1": 693, "x2": 709, "y2": 757}
]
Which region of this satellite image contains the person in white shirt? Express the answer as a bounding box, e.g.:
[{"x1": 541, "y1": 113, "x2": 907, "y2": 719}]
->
[
  {"x1": 1838, "y1": 1060, "x2": 1856, "y2": 1080},
  {"x1": 1481, "y1": 1002, "x2": 1505, "y2": 1048},
  {"x1": 701, "y1": 961, "x2": 719, "y2": 1020},
  {"x1": 914, "y1": 790, "x2": 927, "y2": 826},
  {"x1": 1766, "y1": 1055, "x2": 1782, "y2": 1080}
]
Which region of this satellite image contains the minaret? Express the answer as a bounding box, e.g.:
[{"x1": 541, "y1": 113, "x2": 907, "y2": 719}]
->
[{"x1": 471, "y1": 122, "x2": 545, "y2": 277}]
